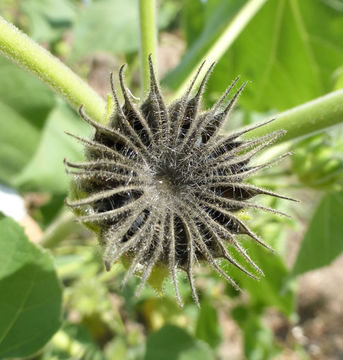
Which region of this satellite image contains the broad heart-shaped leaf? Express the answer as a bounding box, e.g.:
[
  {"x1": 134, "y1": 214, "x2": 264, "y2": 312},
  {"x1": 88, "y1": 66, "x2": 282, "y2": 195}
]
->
[
  {"x1": 13, "y1": 101, "x2": 90, "y2": 193},
  {"x1": 0, "y1": 215, "x2": 62, "y2": 359},
  {"x1": 206, "y1": 0, "x2": 343, "y2": 111},
  {"x1": 170, "y1": 0, "x2": 343, "y2": 111},
  {"x1": 144, "y1": 325, "x2": 214, "y2": 360},
  {"x1": 221, "y1": 241, "x2": 295, "y2": 317},
  {"x1": 0, "y1": 56, "x2": 55, "y2": 185},
  {"x1": 293, "y1": 191, "x2": 343, "y2": 276},
  {"x1": 70, "y1": 0, "x2": 139, "y2": 61}
]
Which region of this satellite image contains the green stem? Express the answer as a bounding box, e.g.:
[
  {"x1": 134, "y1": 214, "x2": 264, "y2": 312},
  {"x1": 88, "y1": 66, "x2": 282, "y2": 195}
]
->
[
  {"x1": 0, "y1": 16, "x2": 106, "y2": 123},
  {"x1": 139, "y1": 0, "x2": 157, "y2": 97},
  {"x1": 244, "y1": 89, "x2": 343, "y2": 142}
]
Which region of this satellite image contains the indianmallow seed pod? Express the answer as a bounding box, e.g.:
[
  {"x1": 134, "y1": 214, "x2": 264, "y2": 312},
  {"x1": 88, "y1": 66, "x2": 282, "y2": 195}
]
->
[{"x1": 65, "y1": 56, "x2": 294, "y2": 306}]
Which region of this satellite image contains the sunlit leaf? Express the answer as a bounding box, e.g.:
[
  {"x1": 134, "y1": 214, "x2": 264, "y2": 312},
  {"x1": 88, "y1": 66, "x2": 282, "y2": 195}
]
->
[
  {"x1": 0, "y1": 57, "x2": 55, "y2": 185},
  {"x1": 206, "y1": 0, "x2": 343, "y2": 110},
  {"x1": 0, "y1": 101, "x2": 40, "y2": 184},
  {"x1": 13, "y1": 101, "x2": 90, "y2": 193}
]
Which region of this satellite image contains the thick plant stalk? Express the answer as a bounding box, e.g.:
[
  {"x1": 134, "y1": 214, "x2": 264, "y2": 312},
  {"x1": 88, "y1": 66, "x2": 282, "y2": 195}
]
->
[
  {"x1": 0, "y1": 16, "x2": 106, "y2": 123},
  {"x1": 139, "y1": 0, "x2": 157, "y2": 96},
  {"x1": 244, "y1": 89, "x2": 343, "y2": 143}
]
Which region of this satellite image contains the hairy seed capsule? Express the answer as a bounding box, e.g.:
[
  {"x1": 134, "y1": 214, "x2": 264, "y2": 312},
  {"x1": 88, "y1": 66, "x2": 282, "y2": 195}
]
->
[{"x1": 65, "y1": 56, "x2": 293, "y2": 306}]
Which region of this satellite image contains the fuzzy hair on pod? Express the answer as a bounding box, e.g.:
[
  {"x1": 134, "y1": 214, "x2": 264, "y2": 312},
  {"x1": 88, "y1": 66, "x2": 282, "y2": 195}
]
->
[{"x1": 65, "y1": 56, "x2": 294, "y2": 306}]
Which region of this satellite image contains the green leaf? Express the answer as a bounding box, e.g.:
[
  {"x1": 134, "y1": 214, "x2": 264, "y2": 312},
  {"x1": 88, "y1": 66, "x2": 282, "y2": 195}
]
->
[
  {"x1": 13, "y1": 101, "x2": 90, "y2": 193},
  {"x1": 182, "y1": 0, "x2": 207, "y2": 47},
  {"x1": 0, "y1": 56, "x2": 55, "y2": 129},
  {"x1": 0, "y1": 101, "x2": 40, "y2": 184},
  {"x1": 222, "y1": 241, "x2": 295, "y2": 316},
  {"x1": 232, "y1": 305, "x2": 281, "y2": 360},
  {"x1": 70, "y1": 0, "x2": 139, "y2": 61},
  {"x1": 206, "y1": 0, "x2": 343, "y2": 111},
  {"x1": 163, "y1": 0, "x2": 249, "y2": 91},
  {"x1": 0, "y1": 56, "x2": 55, "y2": 185},
  {"x1": 20, "y1": 0, "x2": 76, "y2": 43},
  {"x1": 0, "y1": 215, "x2": 62, "y2": 359},
  {"x1": 183, "y1": 0, "x2": 249, "y2": 47},
  {"x1": 195, "y1": 302, "x2": 222, "y2": 349},
  {"x1": 293, "y1": 191, "x2": 343, "y2": 275},
  {"x1": 144, "y1": 325, "x2": 214, "y2": 360},
  {"x1": 335, "y1": 66, "x2": 343, "y2": 90},
  {"x1": 157, "y1": 1, "x2": 182, "y2": 30}
]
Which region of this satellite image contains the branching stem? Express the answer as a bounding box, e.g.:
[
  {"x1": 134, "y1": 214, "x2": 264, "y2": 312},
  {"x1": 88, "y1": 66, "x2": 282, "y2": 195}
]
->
[{"x1": 243, "y1": 89, "x2": 343, "y2": 143}]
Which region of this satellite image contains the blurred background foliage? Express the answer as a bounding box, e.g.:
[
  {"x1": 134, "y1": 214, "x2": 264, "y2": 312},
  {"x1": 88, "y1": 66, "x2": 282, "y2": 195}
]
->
[{"x1": 1, "y1": 0, "x2": 343, "y2": 359}]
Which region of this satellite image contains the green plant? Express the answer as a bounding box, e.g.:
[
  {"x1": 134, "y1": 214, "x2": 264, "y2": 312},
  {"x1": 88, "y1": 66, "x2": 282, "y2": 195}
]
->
[{"x1": 1, "y1": 0, "x2": 343, "y2": 359}]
